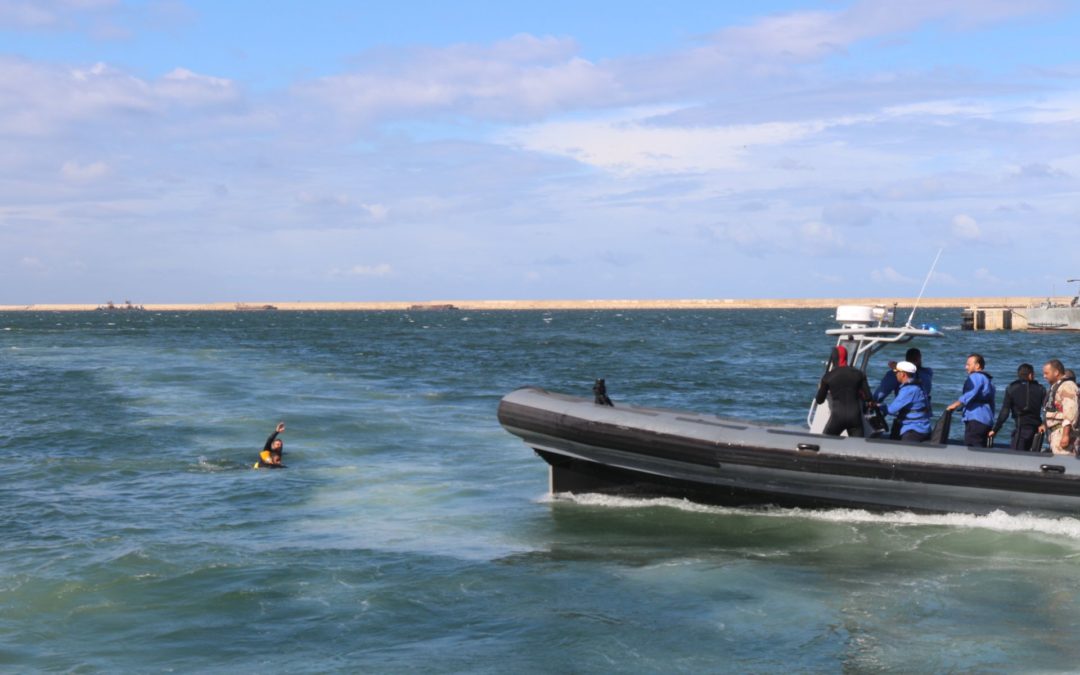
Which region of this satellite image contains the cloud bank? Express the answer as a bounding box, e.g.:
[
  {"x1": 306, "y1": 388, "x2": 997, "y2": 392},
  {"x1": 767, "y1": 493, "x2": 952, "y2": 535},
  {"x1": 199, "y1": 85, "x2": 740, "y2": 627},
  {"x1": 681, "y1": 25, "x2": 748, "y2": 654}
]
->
[{"x1": 2, "y1": 0, "x2": 1078, "y2": 302}]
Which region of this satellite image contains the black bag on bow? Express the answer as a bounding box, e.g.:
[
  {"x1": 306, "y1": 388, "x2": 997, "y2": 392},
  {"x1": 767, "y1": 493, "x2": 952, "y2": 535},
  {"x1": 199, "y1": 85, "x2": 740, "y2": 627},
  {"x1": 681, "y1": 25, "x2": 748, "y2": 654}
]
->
[{"x1": 930, "y1": 408, "x2": 953, "y2": 445}]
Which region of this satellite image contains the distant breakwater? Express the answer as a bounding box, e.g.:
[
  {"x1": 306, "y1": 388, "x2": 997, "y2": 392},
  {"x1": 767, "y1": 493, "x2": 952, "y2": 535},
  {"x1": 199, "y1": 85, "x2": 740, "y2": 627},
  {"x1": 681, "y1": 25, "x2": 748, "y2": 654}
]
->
[{"x1": 0, "y1": 296, "x2": 1064, "y2": 312}]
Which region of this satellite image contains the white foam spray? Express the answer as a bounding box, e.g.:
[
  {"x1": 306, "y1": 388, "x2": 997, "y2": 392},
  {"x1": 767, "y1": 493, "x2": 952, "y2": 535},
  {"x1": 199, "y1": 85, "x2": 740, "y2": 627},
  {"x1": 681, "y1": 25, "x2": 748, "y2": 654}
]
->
[{"x1": 546, "y1": 492, "x2": 1080, "y2": 540}]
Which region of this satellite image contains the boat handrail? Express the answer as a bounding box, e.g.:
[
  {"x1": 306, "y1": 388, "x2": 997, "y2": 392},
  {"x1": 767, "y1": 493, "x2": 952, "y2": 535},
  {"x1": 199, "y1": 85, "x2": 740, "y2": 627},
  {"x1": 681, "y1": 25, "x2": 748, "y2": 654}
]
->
[{"x1": 824, "y1": 327, "x2": 943, "y2": 339}]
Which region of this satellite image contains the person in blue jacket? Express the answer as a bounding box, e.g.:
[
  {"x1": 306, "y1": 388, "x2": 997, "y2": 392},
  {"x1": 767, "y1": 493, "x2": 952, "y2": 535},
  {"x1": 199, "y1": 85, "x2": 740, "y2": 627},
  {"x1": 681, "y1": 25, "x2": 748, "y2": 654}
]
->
[
  {"x1": 874, "y1": 347, "x2": 933, "y2": 407},
  {"x1": 946, "y1": 353, "x2": 996, "y2": 447},
  {"x1": 875, "y1": 348, "x2": 934, "y2": 438},
  {"x1": 884, "y1": 361, "x2": 932, "y2": 442}
]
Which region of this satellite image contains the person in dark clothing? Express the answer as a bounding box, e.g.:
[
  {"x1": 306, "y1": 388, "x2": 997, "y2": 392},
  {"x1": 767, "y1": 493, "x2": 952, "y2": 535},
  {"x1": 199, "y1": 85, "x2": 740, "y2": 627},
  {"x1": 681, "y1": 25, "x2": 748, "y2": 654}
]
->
[
  {"x1": 816, "y1": 345, "x2": 873, "y2": 437},
  {"x1": 989, "y1": 363, "x2": 1047, "y2": 451},
  {"x1": 255, "y1": 421, "x2": 286, "y2": 468}
]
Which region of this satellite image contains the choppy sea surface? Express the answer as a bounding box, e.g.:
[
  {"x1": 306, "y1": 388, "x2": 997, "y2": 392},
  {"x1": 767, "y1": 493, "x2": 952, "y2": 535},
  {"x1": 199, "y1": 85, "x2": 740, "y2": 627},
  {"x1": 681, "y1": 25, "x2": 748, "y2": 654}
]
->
[{"x1": 4, "y1": 308, "x2": 1080, "y2": 673}]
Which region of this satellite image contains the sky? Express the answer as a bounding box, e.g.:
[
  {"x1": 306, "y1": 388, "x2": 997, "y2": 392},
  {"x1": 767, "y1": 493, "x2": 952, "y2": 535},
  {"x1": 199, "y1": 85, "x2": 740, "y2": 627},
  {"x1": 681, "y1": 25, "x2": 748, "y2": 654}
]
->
[{"x1": 3, "y1": 0, "x2": 1080, "y2": 303}]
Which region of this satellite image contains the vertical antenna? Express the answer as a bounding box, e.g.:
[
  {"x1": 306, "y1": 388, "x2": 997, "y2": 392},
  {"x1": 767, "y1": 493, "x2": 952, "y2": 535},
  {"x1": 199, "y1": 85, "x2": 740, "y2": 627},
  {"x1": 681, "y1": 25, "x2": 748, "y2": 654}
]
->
[{"x1": 906, "y1": 248, "x2": 943, "y2": 327}]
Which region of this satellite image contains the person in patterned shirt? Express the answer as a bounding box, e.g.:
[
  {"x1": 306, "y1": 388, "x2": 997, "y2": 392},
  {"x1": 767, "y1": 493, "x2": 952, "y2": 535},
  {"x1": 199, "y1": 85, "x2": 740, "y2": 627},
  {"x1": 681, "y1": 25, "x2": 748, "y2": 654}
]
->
[{"x1": 1040, "y1": 360, "x2": 1078, "y2": 455}]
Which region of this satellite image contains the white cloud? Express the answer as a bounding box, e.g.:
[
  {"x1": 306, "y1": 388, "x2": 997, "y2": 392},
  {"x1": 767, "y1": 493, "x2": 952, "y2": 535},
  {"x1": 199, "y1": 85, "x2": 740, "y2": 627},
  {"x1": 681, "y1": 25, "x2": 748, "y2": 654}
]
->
[
  {"x1": 822, "y1": 202, "x2": 878, "y2": 227},
  {"x1": 282, "y1": 2, "x2": 1062, "y2": 135},
  {"x1": 813, "y1": 272, "x2": 844, "y2": 284},
  {"x1": 501, "y1": 107, "x2": 829, "y2": 174},
  {"x1": 330, "y1": 264, "x2": 393, "y2": 277},
  {"x1": 60, "y1": 160, "x2": 109, "y2": 181},
  {"x1": 800, "y1": 221, "x2": 841, "y2": 244},
  {"x1": 0, "y1": 0, "x2": 193, "y2": 39},
  {"x1": 881, "y1": 100, "x2": 994, "y2": 119},
  {"x1": 297, "y1": 191, "x2": 351, "y2": 207},
  {"x1": 0, "y1": 0, "x2": 119, "y2": 29},
  {"x1": 696, "y1": 222, "x2": 780, "y2": 255},
  {"x1": 361, "y1": 203, "x2": 389, "y2": 221},
  {"x1": 297, "y1": 34, "x2": 616, "y2": 125},
  {"x1": 708, "y1": 0, "x2": 1060, "y2": 65},
  {"x1": 871, "y1": 266, "x2": 916, "y2": 284},
  {"x1": 1011, "y1": 163, "x2": 1069, "y2": 180},
  {"x1": 0, "y1": 57, "x2": 243, "y2": 137},
  {"x1": 952, "y1": 214, "x2": 981, "y2": 240},
  {"x1": 1018, "y1": 92, "x2": 1080, "y2": 124},
  {"x1": 931, "y1": 271, "x2": 958, "y2": 286},
  {"x1": 156, "y1": 68, "x2": 241, "y2": 107},
  {"x1": 295, "y1": 193, "x2": 389, "y2": 223}
]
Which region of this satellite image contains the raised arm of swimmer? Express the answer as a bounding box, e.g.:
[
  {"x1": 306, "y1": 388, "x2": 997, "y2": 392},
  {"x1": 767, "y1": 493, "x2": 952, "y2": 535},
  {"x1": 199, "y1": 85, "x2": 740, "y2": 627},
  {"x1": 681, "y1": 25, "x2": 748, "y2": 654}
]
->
[{"x1": 257, "y1": 422, "x2": 286, "y2": 467}]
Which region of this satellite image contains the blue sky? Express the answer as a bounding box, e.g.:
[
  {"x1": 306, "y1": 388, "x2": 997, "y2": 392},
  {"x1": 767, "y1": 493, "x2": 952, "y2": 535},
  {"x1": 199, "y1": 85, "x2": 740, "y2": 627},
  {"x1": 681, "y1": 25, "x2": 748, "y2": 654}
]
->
[{"x1": 3, "y1": 0, "x2": 1080, "y2": 303}]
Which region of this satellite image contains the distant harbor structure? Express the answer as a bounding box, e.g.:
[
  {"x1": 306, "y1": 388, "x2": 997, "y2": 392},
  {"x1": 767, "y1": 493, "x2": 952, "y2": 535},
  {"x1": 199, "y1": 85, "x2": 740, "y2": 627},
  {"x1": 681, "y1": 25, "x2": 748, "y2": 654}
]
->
[
  {"x1": 963, "y1": 280, "x2": 1080, "y2": 331},
  {"x1": 235, "y1": 303, "x2": 278, "y2": 311},
  {"x1": 961, "y1": 306, "x2": 1025, "y2": 331}
]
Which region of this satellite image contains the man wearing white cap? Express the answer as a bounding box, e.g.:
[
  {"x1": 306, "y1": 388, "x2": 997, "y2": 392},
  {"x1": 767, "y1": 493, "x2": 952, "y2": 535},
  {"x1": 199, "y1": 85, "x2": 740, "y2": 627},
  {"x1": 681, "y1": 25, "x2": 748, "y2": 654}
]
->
[{"x1": 884, "y1": 361, "x2": 932, "y2": 442}]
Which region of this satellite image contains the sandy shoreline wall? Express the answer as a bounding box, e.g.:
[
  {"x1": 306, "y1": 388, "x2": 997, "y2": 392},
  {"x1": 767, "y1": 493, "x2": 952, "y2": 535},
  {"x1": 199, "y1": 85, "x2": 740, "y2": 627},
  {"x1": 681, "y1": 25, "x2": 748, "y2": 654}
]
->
[{"x1": 0, "y1": 297, "x2": 1062, "y2": 311}]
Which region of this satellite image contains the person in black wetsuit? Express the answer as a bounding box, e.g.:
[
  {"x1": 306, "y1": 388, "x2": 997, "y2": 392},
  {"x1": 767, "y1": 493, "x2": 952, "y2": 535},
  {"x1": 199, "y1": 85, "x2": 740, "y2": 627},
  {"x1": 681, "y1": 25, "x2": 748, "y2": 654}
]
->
[
  {"x1": 989, "y1": 363, "x2": 1046, "y2": 451},
  {"x1": 256, "y1": 422, "x2": 286, "y2": 468},
  {"x1": 815, "y1": 345, "x2": 873, "y2": 437}
]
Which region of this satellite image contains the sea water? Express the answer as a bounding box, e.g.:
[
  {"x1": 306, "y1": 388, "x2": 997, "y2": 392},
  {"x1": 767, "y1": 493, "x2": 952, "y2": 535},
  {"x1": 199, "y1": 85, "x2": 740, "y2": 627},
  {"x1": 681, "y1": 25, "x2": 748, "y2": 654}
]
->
[{"x1": 3, "y1": 308, "x2": 1080, "y2": 672}]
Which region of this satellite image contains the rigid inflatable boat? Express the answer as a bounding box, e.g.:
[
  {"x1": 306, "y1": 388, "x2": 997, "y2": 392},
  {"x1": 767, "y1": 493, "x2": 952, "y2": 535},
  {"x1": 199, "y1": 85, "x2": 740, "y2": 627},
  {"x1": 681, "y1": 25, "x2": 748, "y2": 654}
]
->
[{"x1": 497, "y1": 306, "x2": 1080, "y2": 516}]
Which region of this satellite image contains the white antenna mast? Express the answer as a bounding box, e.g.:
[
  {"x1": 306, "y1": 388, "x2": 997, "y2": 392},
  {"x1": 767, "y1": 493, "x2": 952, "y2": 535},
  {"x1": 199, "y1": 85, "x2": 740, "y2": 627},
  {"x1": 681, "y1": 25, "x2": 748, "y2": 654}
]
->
[{"x1": 906, "y1": 248, "x2": 943, "y2": 327}]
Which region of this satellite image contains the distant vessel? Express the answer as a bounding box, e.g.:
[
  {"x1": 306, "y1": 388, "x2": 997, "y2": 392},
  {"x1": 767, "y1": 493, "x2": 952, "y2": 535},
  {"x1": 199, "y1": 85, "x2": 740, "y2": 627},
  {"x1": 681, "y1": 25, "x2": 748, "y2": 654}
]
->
[
  {"x1": 1025, "y1": 279, "x2": 1080, "y2": 330},
  {"x1": 408, "y1": 304, "x2": 459, "y2": 311},
  {"x1": 235, "y1": 303, "x2": 278, "y2": 311},
  {"x1": 96, "y1": 300, "x2": 145, "y2": 311},
  {"x1": 498, "y1": 305, "x2": 1080, "y2": 516}
]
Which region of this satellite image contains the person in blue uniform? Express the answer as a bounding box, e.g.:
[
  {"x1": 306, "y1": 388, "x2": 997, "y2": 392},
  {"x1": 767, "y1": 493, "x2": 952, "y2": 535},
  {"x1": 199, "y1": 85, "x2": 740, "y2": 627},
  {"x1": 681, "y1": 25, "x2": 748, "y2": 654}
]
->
[
  {"x1": 989, "y1": 363, "x2": 1046, "y2": 451},
  {"x1": 815, "y1": 345, "x2": 873, "y2": 437},
  {"x1": 874, "y1": 347, "x2": 933, "y2": 407},
  {"x1": 884, "y1": 361, "x2": 932, "y2": 442},
  {"x1": 875, "y1": 347, "x2": 933, "y2": 438},
  {"x1": 946, "y1": 353, "x2": 995, "y2": 447},
  {"x1": 255, "y1": 421, "x2": 286, "y2": 468}
]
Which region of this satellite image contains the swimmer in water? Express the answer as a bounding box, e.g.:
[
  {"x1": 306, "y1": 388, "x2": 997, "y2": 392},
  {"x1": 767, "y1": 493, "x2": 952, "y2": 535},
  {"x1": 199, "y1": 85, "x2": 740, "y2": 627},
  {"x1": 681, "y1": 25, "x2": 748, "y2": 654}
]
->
[{"x1": 255, "y1": 422, "x2": 286, "y2": 468}]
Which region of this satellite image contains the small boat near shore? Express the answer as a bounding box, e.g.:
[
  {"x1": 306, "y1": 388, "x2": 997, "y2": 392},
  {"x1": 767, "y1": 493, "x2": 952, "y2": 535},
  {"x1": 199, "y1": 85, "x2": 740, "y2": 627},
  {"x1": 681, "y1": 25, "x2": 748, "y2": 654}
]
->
[{"x1": 498, "y1": 305, "x2": 1080, "y2": 516}]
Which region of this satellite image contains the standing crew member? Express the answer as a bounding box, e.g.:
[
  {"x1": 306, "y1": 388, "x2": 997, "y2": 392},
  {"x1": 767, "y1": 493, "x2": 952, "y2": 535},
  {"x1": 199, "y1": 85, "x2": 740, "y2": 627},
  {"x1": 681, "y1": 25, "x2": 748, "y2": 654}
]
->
[
  {"x1": 1039, "y1": 360, "x2": 1078, "y2": 456},
  {"x1": 815, "y1": 345, "x2": 873, "y2": 437},
  {"x1": 884, "y1": 361, "x2": 932, "y2": 442},
  {"x1": 946, "y1": 353, "x2": 996, "y2": 447},
  {"x1": 256, "y1": 421, "x2": 287, "y2": 468},
  {"x1": 989, "y1": 363, "x2": 1046, "y2": 450}
]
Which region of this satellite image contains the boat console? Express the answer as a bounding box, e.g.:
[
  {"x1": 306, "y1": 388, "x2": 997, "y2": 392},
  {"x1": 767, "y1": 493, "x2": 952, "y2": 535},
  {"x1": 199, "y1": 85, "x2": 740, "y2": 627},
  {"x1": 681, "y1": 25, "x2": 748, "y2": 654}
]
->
[{"x1": 807, "y1": 305, "x2": 943, "y2": 434}]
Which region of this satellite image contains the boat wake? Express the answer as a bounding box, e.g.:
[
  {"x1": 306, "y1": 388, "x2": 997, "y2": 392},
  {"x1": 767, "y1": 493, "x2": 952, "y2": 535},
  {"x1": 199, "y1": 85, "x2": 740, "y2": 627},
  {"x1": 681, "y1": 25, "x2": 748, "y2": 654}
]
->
[
  {"x1": 192, "y1": 455, "x2": 249, "y2": 472},
  {"x1": 547, "y1": 492, "x2": 1080, "y2": 540}
]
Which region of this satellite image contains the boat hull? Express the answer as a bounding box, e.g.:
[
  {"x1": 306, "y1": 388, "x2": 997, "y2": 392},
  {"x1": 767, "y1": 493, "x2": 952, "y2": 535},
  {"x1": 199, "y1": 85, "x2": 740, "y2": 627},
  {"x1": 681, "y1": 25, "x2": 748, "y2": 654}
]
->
[
  {"x1": 498, "y1": 387, "x2": 1080, "y2": 516},
  {"x1": 1026, "y1": 305, "x2": 1080, "y2": 330}
]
